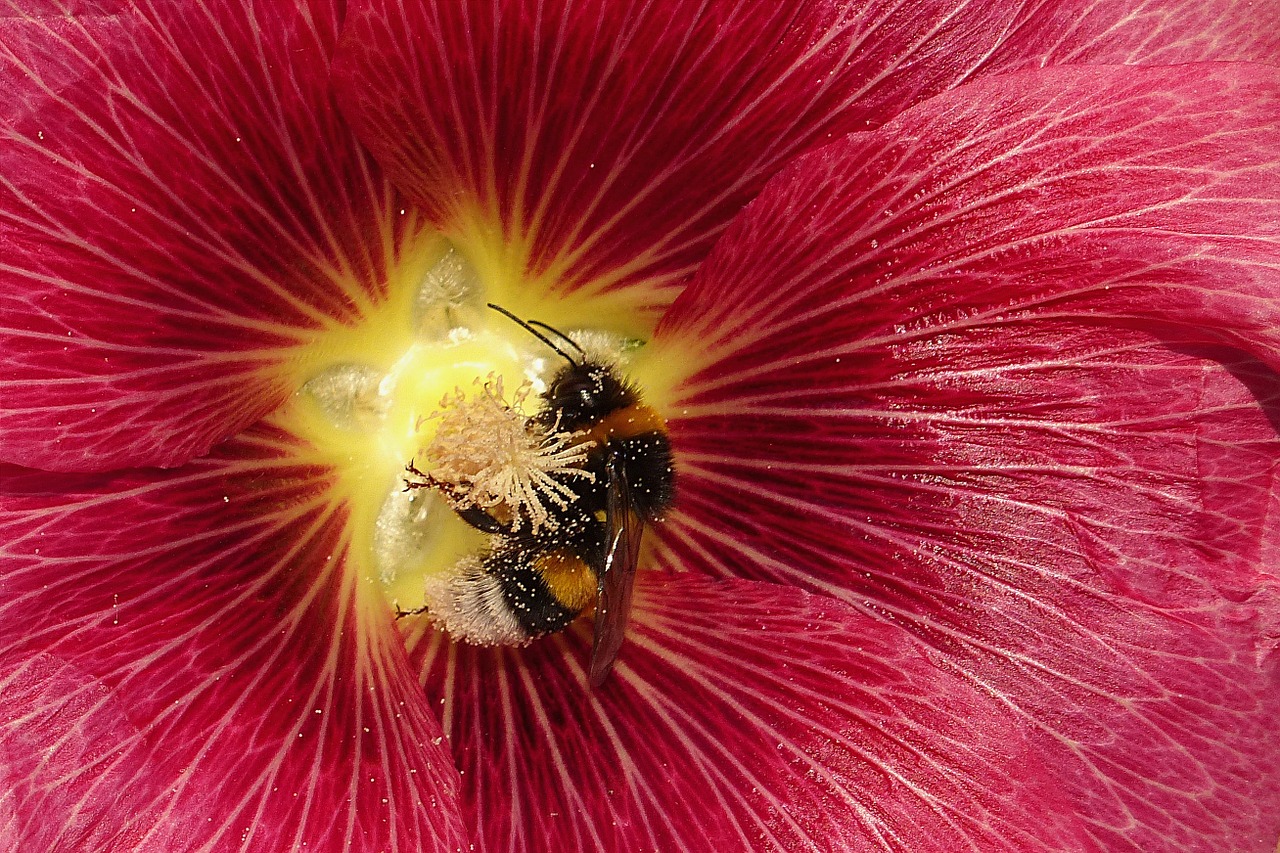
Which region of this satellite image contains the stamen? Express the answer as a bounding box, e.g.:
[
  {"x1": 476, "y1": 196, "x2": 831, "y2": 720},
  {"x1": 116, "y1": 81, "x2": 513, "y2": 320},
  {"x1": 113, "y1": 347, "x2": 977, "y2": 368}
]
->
[{"x1": 410, "y1": 375, "x2": 595, "y2": 533}]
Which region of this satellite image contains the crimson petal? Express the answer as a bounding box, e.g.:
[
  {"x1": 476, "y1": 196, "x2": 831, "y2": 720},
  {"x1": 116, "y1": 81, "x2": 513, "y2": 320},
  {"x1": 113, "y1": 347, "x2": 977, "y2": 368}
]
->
[
  {"x1": 986, "y1": 0, "x2": 1280, "y2": 70},
  {"x1": 0, "y1": 1, "x2": 409, "y2": 471},
  {"x1": 656, "y1": 63, "x2": 1280, "y2": 850},
  {"x1": 332, "y1": 0, "x2": 1029, "y2": 310},
  {"x1": 0, "y1": 426, "x2": 465, "y2": 851},
  {"x1": 405, "y1": 573, "x2": 1095, "y2": 852}
]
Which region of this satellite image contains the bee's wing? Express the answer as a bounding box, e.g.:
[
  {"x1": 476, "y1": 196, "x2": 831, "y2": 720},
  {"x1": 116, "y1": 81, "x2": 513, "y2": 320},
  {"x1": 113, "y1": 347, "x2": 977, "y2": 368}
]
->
[{"x1": 589, "y1": 451, "x2": 644, "y2": 687}]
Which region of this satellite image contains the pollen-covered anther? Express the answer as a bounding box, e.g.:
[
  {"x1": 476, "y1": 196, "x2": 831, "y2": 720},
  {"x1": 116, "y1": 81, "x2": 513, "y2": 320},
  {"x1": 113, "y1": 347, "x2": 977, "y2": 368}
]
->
[{"x1": 413, "y1": 374, "x2": 595, "y2": 533}]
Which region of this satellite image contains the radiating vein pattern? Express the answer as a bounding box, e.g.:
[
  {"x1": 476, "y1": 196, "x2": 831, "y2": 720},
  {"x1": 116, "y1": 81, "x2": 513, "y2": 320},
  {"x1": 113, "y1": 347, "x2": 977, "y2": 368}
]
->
[
  {"x1": 334, "y1": 0, "x2": 1025, "y2": 308},
  {"x1": 652, "y1": 64, "x2": 1280, "y2": 851},
  {"x1": 0, "y1": 423, "x2": 465, "y2": 851},
  {"x1": 405, "y1": 574, "x2": 1090, "y2": 852},
  {"x1": 0, "y1": 0, "x2": 413, "y2": 470}
]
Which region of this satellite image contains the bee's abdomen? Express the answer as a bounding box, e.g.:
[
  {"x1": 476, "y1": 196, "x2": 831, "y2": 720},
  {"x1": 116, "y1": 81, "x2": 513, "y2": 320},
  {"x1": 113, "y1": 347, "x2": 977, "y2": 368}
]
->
[
  {"x1": 493, "y1": 546, "x2": 595, "y2": 637},
  {"x1": 422, "y1": 545, "x2": 596, "y2": 645}
]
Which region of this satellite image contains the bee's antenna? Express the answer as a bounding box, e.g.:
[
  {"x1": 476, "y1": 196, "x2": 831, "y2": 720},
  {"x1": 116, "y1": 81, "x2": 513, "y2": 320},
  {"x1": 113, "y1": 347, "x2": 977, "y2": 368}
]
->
[
  {"x1": 487, "y1": 303, "x2": 579, "y2": 368},
  {"x1": 527, "y1": 320, "x2": 585, "y2": 356}
]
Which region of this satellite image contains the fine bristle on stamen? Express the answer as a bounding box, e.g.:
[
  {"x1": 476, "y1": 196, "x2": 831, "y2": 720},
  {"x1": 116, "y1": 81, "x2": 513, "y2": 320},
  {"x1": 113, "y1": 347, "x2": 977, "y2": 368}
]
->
[{"x1": 413, "y1": 375, "x2": 594, "y2": 533}]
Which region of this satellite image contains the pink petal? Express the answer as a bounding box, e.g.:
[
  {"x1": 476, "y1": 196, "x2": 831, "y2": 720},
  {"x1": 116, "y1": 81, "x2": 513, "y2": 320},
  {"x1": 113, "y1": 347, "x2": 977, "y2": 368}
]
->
[
  {"x1": 404, "y1": 573, "x2": 1097, "y2": 852},
  {"x1": 0, "y1": 2, "x2": 409, "y2": 471},
  {"x1": 332, "y1": 0, "x2": 1029, "y2": 309},
  {"x1": 655, "y1": 63, "x2": 1280, "y2": 849},
  {"x1": 0, "y1": 426, "x2": 466, "y2": 851},
  {"x1": 986, "y1": 0, "x2": 1280, "y2": 70}
]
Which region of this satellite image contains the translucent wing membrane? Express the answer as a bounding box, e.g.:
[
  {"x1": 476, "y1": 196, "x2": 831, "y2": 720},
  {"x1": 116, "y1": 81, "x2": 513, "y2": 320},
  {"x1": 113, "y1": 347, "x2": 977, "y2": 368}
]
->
[{"x1": 589, "y1": 452, "x2": 643, "y2": 686}]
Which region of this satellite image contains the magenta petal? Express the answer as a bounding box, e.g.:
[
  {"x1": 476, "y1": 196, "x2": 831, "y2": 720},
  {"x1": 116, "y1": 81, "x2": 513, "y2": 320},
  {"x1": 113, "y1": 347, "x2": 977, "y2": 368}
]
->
[
  {"x1": 0, "y1": 428, "x2": 465, "y2": 851},
  {"x1": 660, "y1": 61, "x2": 1280, "y2": 590},
  {"x1": 333, "y1": 0, "x2": 1029, "y2": 305},
  {"x1": 0, "y1": 3, "x2": 408, "y2": 471},
  {"x1": 660, "y1": 63, "x2": 1280, "y2": 370},
  {"x1": 987, "y1": 0, "x2": 1280, "y2": 70},
  {"x1": 407, "y1": 573, "x2": 1096, "y2": 852},
  {"x1": 656, "y1": 64, "x2": 1280, "y2": 849}
]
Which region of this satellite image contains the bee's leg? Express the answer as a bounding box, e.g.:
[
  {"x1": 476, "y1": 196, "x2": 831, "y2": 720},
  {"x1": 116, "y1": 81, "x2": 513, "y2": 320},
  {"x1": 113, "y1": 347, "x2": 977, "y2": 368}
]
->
[
  {"x1": 404, "y1": 462, "x2": 526, "y2": 536},
  {"x1": 392, "y1": 602, "x2": 429, "y2": 620},
  {"x1": 403, "y1": 459, "x2": 440, "y2": 489},
  {"x1": 451, "y1": 504, "x2": 517, "y2": 536},
  {"x1": 403, "y1": 462, "x2": 519, "y2": 535}
]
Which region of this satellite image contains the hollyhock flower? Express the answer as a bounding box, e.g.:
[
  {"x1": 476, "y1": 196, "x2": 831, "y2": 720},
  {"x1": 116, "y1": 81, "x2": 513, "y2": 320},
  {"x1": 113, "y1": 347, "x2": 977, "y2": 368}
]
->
[{"x1": 2, "y1": 0, "x2": 1279, "y2": 851}]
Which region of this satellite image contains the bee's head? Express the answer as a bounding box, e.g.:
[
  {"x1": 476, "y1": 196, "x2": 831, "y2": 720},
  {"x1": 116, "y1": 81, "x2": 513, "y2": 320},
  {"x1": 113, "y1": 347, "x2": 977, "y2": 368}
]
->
[
  {"x1": 545, "y1": 362, "x2": 630, "y2": 428},
  {"x1": 484, "y1": 304, "x2": 637, "y2": 428}
]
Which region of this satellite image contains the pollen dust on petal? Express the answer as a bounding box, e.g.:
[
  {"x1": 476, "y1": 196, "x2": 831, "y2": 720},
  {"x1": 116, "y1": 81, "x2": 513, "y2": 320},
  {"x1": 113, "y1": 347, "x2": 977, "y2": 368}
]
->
[{"x1": 412, "y1": 375, "x2": 594, "y2": 533}]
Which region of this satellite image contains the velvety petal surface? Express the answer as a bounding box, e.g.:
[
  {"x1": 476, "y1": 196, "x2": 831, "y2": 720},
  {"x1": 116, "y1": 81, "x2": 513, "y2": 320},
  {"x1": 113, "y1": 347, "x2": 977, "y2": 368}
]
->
[
  {"x1": 332, "y1": 0, "x2": 1029, "y2": 311},
  {"x1": 984, "y1": 0, "x2": 1280, "y2": 71},
  {"x1": 0, "y1": 1, "x2": 411, "y2": 471},
  {"x1": 654, "y1": 64, "x2": 1280, "y2": 851},
  {"x1": 0, "y1": 425, "x2": 465, "y2": 852},
  {"x1": 402, "y1": 573, "x2": 1095, "y2": 853}
]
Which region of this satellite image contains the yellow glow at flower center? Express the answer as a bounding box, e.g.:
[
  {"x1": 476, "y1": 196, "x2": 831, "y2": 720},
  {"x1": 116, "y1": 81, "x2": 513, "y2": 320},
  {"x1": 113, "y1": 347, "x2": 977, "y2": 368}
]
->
[{"x1": 277, "y1": 234, "x2": 650, "y2": 616}]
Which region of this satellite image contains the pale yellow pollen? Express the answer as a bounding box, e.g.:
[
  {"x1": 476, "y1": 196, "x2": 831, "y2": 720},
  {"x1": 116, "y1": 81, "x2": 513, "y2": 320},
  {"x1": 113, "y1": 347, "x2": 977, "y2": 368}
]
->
[{"x1": 412, "y1": 374, "x2": 595, "y2": 533}]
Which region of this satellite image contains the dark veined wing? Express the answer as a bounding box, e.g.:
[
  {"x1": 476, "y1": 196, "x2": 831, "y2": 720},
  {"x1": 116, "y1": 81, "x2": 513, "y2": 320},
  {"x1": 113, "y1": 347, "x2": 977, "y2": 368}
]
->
[{"x1": 589, "y1": 451, "x2": 644, "y2": 687}]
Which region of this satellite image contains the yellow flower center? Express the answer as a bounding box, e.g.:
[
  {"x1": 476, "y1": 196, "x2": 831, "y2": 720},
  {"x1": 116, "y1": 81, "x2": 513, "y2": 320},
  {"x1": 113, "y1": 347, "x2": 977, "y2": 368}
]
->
[{"x1": 271, "y1": 228, "x2": 672, "y2": 617}]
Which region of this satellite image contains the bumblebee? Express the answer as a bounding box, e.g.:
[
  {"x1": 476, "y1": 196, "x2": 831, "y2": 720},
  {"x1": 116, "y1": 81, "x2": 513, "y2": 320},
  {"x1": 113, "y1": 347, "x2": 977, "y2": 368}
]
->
[{"x1": 404, "y1": 305, "x2": 675, "y2": 686}]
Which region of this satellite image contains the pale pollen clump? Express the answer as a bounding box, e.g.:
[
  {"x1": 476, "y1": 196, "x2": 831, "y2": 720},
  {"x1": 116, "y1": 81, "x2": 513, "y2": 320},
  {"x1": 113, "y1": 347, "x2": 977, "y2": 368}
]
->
[{"x1": 410, "y1": 374, "x2": 594, "y2": 533}]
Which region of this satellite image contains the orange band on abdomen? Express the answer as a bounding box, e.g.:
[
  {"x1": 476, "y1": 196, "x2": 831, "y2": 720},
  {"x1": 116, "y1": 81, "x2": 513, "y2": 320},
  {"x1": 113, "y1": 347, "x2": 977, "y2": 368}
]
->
[{"x1": 583, "y1": 403, "x2": 667, "y2": 446}]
